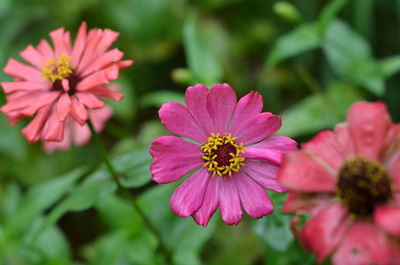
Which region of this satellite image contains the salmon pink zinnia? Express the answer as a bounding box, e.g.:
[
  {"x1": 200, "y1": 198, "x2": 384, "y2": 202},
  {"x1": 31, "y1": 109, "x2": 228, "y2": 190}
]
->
[
  {"x1": 149, "y1": 83, "x2": 297, "y2": 226},
  {"x1": 279, "y1": 102, "x2": 400, "y2": 265},
  {"x1": 1, "y1": 22, "x2": 132, "y2": 143},
  {"x1": 43, "y1": 107, "x2": 112, "y2": 153}
]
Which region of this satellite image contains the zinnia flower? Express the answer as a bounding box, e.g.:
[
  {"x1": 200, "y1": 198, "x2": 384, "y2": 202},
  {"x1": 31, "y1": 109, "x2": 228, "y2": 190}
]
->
[
  {"x1": 279, "y1": 101, "x2": 400, "y2": 265},
  {"x1": 43, "y1": 107, "x2": 112, "y2": 153},
  {"x1": 0, "y1": 22, "x2": 132, "y2": 143},
  {"x1": 149, "y1": 83, "x2": 297, "y2": 226}
]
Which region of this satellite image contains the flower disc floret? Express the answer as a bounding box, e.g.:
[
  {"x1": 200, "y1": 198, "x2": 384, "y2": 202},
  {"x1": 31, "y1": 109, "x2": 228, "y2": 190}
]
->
[
  {"x1": 337, "y1": 157, "x2": 393, "y2": 218},
  {"x1": 41, "y1": 54, "x2": 73, "y2": 83},
  {"x1": 201, "y1": 133, "x2": 245, "y2": 177}
]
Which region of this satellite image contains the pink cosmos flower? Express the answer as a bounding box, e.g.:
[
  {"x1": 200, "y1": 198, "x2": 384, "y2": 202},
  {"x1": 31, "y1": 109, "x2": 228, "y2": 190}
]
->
[
  {"x1": 43, "y1": 107, "x2": 112, "y2": 153},
  {"x1": 149, "y1": 83, "x2": 297, "y2": 226},
  {"x1": 279, "y1": 101, "x2": 400, "y2": 265},
  {"x1": 0, "y1": 22, "x2": 132, "y2": 143}
]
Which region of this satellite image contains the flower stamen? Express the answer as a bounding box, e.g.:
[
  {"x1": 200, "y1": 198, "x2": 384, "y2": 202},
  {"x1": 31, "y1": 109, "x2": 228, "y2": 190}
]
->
[
  {"x1": 201, "y1": 133, "x2": 245, "y2": 177},
  {"x1": 41, "y1": 54, "x2": 73, "y2": 83}
]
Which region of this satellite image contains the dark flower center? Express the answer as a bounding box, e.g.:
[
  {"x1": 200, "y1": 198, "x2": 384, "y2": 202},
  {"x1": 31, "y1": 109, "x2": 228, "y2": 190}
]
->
[
  {"x1": 212, "y1": 143, "x2": 237, "y2": 167},
  {"x1": 337, "y1": 157, "x2": 393, "y2": 218},
  {"x1": 51, "y1": 73, "x2": 80, "y2": 95}
]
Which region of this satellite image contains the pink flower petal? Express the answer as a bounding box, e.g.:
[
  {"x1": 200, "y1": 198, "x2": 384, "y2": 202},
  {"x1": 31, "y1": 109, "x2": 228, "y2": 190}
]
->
[
  {"x1": 300, "y1": 203, "x2": 348, "y2": 262},
  {"x1": 117, "y1": 60, "x2": 134, "y2": 69},
  {"x1": 170, "y1": 168, "x2": 209, "y2": 217},
  {"x1": 159, "y1": 102, "x2": 208, "y2": 143},
  {"x1": 302, "y1": 130, "x2": 346, "y2": 172},
  {"x1": 244, "y1": 147, "x2": 284, "y2": 164},
  {"x1": 76, "y1": 71, "x2": 109, "y2": 91},
  {"x1": 1, "y1": 81, "x2": 49, "y2": 93},
  {"x1": 19, "y1": 45, "x2": 45, "y2": 69},
  {"x1": 72, "y1": 122, "x2": 91, "y2": 146},
  {"x1": 278, "y1": 151, "x2": 336, "y2": 192},
  {"x1": 374, "y1": 205, "x2": 400, "y2": 237},
  {"x1": 230, "y1": 91, "x2": 263, "y2": 135},
  {"x1": 89, "y1": 107, "x2": 113, "y2": 132},
  {"x1": 21, "y1": 92, "x2": 60, "y2": 116},
  {"x1": 347, "y1": 101, "x2": 391, "y2": 159},
  {"x1": 192, "y1": 176, "x2": 219, "y2": 227},
  {"x1": 242, "y1": 160, "x2": 285, "y2": 192},
  {"x1": 76, "y1": 92, "x2": 104, "y2": 109},
  {"x1": 92, "y1": 29, "x2": 119, "y2": 58},
  {"x1": 150, "y1": 155, "x2": 203, "y2": 184},
  {"x1": 3, "y1": 59, "x2": 43, "y2": 82},
  {"x1": 49, "y1": 28, "x2": 70, "y2": 56},
  {"x1": 57, "y1": 94, "x2": 71, "y2": 122},
  {"x1": 282, "y1": 191, "x2": 334, "y2": 215},
  {"x1": 334, "y1": 124, "x2": 356, "y2": 158},
  {"x1": 41, "y1": 108, "x2": 65, "y2": 141},
  {"x1": 91, "y1": 86, "x2": 124, "y2": 101},
  {"x1": 234, "y1": 172, "x2": 273, "y2": 218},
  {"x1": 388, "y1": 151, "x2": 400, "y2": 189},
  {"x1": 22, "y1": 106, "x2": 51, "y2": 142},
  {"x1": 76, "y1": 29, "x2": 104, "y2": 73},
  {"x1": 185, "y1": 84, "x2": 214, "y2": 135},
  {"x1": 72, "y1": 22, "x2": 88, "y2": 68},
  {"x1": 70, "y1": 98, "x2": 88, "y2": 125},
  {"x1": 333, "y1": 221, "x2": 398, "y2": 265},
  {"x1": 251, "y1": 136, "x2": 297, "y2": 153},
  {"x1": 206, "y1": 83, "x2": 237, "y2": 133},
  {"x1": 236, "y1": 113, "x2": 281, "y2": 145},
  {"x1": 219, "y1": 177, "x2": 242, "y2": 225},
  {"x1": 149, "y1": 136, "x2": 202, "y2": 159},
  {"x1": 80, "y1": 48, "x2": 124, "y2": 77},
  {"x1": 36, "y1": 39, "x2": 55, "y2": 61}
]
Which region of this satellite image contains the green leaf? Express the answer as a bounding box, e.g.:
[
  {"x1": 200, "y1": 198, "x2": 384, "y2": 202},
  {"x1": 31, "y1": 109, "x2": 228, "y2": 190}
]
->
[
  {"x1": 381, "y1": 55, "x2": 400, "y2": 77},
  {"x1": 317, "y1": 0, "x2": 348, "y2": 34},
  {"x1": 253, "y1": 193, "x2": 293, "y2": 252},
  {"x1": 322, "y1": 20, "x2": 384, "y2": 96},
  {"x1": 113, "y1": 149, "x2": 153, "y2": 188},
  {"x1": 183, "y1": 11, "x2": 223, "y2": 86},
  {"x1": 139, "y1": 91, "x2": 185, "y2": 108},
  {"x1": 84, "y1": 231, "x2": 158, "y2": 265},
  {"x1": 279, "y1": 82, "x2": 363, "y2": 137},
  {"x1": 5, "y1": 167, "x2": 87, "y2": 238},
  {"x1": 267, "y1": 23, "x2": 321, "y2": 67},
  {"x1": 45, "y1": 171, "x2": 117, "y2": 226}
]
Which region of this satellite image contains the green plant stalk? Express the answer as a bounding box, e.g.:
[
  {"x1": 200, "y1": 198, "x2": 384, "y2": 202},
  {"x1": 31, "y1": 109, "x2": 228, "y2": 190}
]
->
[{"x1": 87, "y1": 120, "x2": 172, "y2": 264}]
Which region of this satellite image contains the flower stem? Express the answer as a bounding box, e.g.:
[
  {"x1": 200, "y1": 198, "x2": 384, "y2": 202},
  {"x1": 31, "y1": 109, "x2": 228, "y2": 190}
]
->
[{"x1": 87, "y1": 120, "x2": 172, "y2": 264}]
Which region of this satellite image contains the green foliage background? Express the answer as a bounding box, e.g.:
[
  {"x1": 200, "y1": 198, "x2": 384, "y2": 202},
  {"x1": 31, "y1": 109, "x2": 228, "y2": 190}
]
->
[{"x1": 0, "y1": 0, "x2": 399, "y2": 264}]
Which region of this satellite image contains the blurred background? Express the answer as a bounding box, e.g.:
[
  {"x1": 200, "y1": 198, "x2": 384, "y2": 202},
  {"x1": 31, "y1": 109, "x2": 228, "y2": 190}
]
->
[{"x1": 0, "y1": 0, "x2": 399, "y2": 264}]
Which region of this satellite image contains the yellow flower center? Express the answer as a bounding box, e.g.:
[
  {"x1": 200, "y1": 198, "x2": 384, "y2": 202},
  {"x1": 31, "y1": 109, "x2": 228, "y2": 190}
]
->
[
  {"x1": 201, "y1": 133, "x2": 246, "y2": 177},
  {"x1": 41, "y1": 54, "x2": 73, "y2": 83}
]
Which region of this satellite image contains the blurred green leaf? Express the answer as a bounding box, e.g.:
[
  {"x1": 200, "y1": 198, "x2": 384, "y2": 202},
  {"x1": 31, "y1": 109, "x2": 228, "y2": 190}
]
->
[
  {"x1": 113, "y1": 149, "x2": 153, "y2": 188},
  {"x1": 0, "y1": 115, "x2": 27, "y2": 161},
  {"x1": 317, "y1": 0, "x2": 348, "y2": 34},
  {"x1": 323, "y1": 20, "x2": 384, "y2": 96},
  {"x1": 253, "y1": 193, "x2": 293, "y2": 252},
  {"x1": 279, "y1": 82, "x2": 363, "y2": 137},
  {"x1": 140, "y1": 91, "x2": 185, "y2": 108},
  {"x1": 267, "y1": 24, "x2": 321, "y2": 67},
  {"x1": 273, "y1": 2, "x2": 303, "y2": 23},
  {"x1": 381, "y1": 55, "x2": 400, "y2": 77},
  {"x1": 5, "y1": 167, "x2": 86, "y2": 238},
  {"x1": 45, "y1": 171, "x2": 117, "y2": 226},
  {"x1": 183, "y1": 11, "x2": 223, "y2": 86},
  {"x1": 84, "y1": 231, "x2": 158, "y2": 265}
]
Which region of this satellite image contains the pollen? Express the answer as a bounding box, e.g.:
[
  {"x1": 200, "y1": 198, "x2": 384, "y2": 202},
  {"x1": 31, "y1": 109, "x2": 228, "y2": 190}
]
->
[
  {"x1": 41, "y1": 54, "x2": 73, "y2": 83},
  {"x1": 201, "y1": 133, "x2": 246, "y2": 177},
  {"x1": 337, "y1": 157, "x2": 394, "y2": 218}
]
